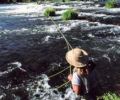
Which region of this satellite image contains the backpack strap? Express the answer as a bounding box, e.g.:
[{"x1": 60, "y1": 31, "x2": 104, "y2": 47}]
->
[{"x1": 79, "y1": 76, "x2": 89, "y2": 95}]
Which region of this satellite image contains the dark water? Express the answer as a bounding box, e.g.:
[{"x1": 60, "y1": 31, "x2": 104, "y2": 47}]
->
[{"x1": 0, "y1": 3, "x2": 120, "y2": 100}]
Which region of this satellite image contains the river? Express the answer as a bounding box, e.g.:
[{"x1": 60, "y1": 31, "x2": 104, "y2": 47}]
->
[{"x1": 0, "y1": 2, "x2": 120, "y2": 100}]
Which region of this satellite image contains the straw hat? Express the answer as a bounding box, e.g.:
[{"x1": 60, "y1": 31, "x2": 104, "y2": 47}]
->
[{"x1": 65, "y1": 48, "x2": 88, "y2": 68}]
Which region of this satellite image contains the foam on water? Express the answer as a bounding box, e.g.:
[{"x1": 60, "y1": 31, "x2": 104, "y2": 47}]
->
[
  {"x1": 26, "y1": 74, "x2": 78, "y2": 100},
  {"x1": 0, "y1": 61, "x2": 26, "y2": 77},
  {"x1": 0, "y1": 62, "x2": 77, "y2": 100},
  {"x1": 0, "y1": 3, "x2": 41, "y2": 15}
]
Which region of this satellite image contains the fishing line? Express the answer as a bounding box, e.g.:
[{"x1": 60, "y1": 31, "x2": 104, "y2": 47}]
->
[
  {"x1": 48, "y1": 66, "x2": 70, "y2": 78},
  {"x1": 49, "y1": 16, "x2": 73, "y2": 51},
  {"x1": 49, "y1": 16, "x2": 73, "y2": 75}
]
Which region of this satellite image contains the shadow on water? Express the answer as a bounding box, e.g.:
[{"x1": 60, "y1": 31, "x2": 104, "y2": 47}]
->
[{"x1": 78, "y1": 15, "x2": 120, "y2": 26}]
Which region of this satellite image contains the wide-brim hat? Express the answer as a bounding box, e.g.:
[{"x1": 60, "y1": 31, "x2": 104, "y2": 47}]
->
[{"x1": 65, "y1": 48, "x2": 88, "y2": 68}]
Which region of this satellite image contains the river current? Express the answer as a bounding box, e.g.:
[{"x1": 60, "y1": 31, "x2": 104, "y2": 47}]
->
[{"x1": 0, "y1": 2, "x2": 120, "y2": 100}]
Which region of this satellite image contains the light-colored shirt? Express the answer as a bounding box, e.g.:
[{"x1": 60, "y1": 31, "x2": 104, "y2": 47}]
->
[
  {"x1": 72, "y1": 72, "x2": 81, "y2": 85},
  {"x1": 72, "y1": 72, "x2": 89, "y2": 94}
]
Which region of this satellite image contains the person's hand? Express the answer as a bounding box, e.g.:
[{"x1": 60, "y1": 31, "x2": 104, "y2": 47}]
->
[{"x1": 67, "y1": 74, "x2": 73, "y2": 81}]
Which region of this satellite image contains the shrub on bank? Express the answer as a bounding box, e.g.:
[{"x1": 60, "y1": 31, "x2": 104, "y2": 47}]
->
[
  {"x1": 61, "y1": 8, "x2": 78, "y2": 20},
  {"x1": 44, "y1": 7, "x2": 56, "y2": 17},
  {"x1": 97, "y1": 92, "x2": 120, "y2": 100},
  {"x1": 102, "y1": 92, "x2": 120, "y2": 100},
  {"x1": 105, "y1": 0, "x2": 117, "y2": 8}
]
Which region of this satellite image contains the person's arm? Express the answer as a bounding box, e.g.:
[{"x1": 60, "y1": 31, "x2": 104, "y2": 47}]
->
[
  {"x1": 68, "y1": 74, "x2": 81, "y2": 94},
  {"x1": 72, "y1": 84, "x2": 81, "y2": 95},
  {"x1": 71, "y1": 72, "x2": 81, "y2": 95},
  {"x1": 67, "y1": 68, "x2": 77, "y2": 81},
  {"x1": 67, "y1": 74, "x2": 73, "y2": 81}
]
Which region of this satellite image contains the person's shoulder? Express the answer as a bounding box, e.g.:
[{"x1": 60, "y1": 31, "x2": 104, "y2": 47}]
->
[
  {"x1": 73, "y1": 72, "x2": 80, "y2": 79},
  {"x1": 73, "y1": 72, "x2": 77, "y2": 76},
  {"x1": 72, "y1": 72, "x2": 81, "y2": 85}
]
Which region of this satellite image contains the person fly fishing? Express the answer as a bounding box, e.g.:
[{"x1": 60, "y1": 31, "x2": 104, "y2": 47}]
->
[{"x1": 65, "y1": 47, "x2": 96, "y2": 100}]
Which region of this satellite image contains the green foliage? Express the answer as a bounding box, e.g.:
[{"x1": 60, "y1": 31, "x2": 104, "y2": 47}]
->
[
  {"x1": 44, "y1": 7, "x2": 56, "y2": 17},
  {"x1": 61, "y1": 8, "x2": 78, "y2": 20},
  {"x1": 102, "y1": 92, "x2": 120, "y2": 100},
  {"x1": 105, "y1": 0, "x2": 117, "y2": 8}
]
